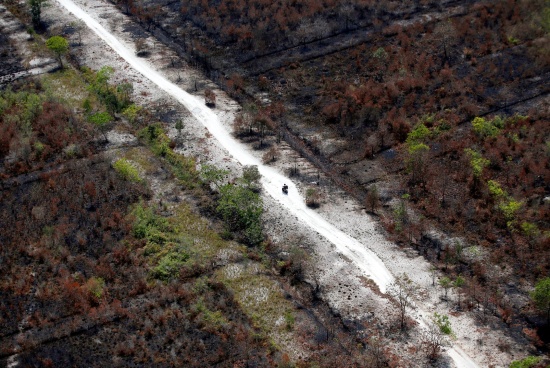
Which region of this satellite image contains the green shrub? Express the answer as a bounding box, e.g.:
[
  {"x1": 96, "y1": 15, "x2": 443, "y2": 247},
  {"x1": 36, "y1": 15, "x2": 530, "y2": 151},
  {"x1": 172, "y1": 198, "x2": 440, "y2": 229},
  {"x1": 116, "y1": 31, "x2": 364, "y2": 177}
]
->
[
  {"x1": 152, "y1": 246, "x2": 190, "y2": 281},
  {"x1": 284, "y1": 310, "x2": 295, "y2": 331},
  {"x1": 85, "y1": 66, "x2": 133, "y2": 113},
  {"x1": 305, "y1": 187, "x2": 321, "y2": 208},
  {"x1": 521, "y1": 222, "x2": 539, "y2": 238},
  {"x1": 465, "y1": 149, "x2": 490, "y2": 178},
  {"x1": 509, "y1": 356, "x2": 541, "y2": 368},
  {"x1": 217, "y1": 183, "x2": 263, "y2": 245},
  {"x1": 472, "y1": 116, "x2": 501, "y2": 138},
  {"x1": 138, "y1": 124, "x2": 198, "y2": 188},
  {"x1": 498, "y1": 199, "x2": 523, "y2": 227},
  {"x1": 434, "y1": 313, "x2": 453, "y2": 336},
  {"x1": 34, "y1": 141, "x2": 44, "y2": 155},
  {"x1": 121, "y1": 104, "x2": 142, "y2": 124},
  {"x1": 192, "y1": 298, "x2": 228, "y2": 330},
  {"x1": 87, "y1": 277, "x2": 105, "y2": 299},
  {"x1": 531, "y1": 277, "x2": 550, "y2": 325},
  {"x1": 132, "y1": 202, "x2": 170, "y2": 240},
  {"x1": 88, "y1": 112, "x2": 112, "y2": 141},
  {"x1": 487, "y1": 180, "x2": 506, "y2": 199},
  {"x1": 406, "y1": 123, "x2": 431, "y2": 145},
  {"x1": 113, "y1": 158, "x2": 142, "y2": 183},
  {"x1": 200, "y1": 163, "x2": 229, "y2": 190}
]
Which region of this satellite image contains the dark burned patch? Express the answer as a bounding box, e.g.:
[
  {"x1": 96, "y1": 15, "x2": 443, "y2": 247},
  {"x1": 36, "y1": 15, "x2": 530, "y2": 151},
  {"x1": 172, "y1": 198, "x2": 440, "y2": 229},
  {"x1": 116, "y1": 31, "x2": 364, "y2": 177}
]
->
[
  {"x1": 123, "y1": 23, "x2": 148, "y2": 39},
  {"x1": 0, "y1": 161, "x2": 149, "y2": 335},
  {"x1": 0, "y1": 31, "x2": 23, "y2": 78},
  {"x1": 154, "y1": 106, "x2": 179, "y2": 123},
  {"x1": 5, "y1": 280, "x2": 272, "y2": 367}
]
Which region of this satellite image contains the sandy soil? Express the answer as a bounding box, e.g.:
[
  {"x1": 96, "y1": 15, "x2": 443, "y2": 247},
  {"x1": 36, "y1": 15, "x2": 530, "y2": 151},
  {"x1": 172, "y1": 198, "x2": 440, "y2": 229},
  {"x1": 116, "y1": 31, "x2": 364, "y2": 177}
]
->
[
  {"x1": 0, "y1": 4, "x2": 57, "y2": 85},
  {"x1": 35, "y1": 0, "x2": 534, "y2": 366}
]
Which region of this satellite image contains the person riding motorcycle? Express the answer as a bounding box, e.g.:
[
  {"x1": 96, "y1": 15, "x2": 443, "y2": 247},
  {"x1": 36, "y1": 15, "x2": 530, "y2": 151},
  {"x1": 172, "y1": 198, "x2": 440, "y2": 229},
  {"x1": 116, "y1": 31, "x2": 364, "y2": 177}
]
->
[{"x1": 282, "y1": 183, "x2": 288, "y2": 194}]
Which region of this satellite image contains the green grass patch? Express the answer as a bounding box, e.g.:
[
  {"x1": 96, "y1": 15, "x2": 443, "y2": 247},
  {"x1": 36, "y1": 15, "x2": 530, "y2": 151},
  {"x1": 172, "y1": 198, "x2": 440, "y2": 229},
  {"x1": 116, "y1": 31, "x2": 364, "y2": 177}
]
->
[
  {"x1": 139, "y1": 123, "x2": 199, "y2": 188},
  {"x1": 113, "y1": 158, "x2": 142, "y2": 183},
  {"x1": 131, "y1": 199, "x2": 237, "y2": 281},
  {"x1": 132, "y1": 201, "x2": 170, "y2": 241},
  {"x1": 152, "y1": 243, "x2": 191, "y2": 281},
  {"x1": 122, "y1": 147, "x2": 158, "y2": 173},
  {"x1": 191, "y1": 298, "x2": 228, "y2": 331},
  {"x1": 41, "y1": 68, "x2": 96, "y2": 107},
  {"x1": 509, "y1": 356, "x2": 541, "y2": 368}
]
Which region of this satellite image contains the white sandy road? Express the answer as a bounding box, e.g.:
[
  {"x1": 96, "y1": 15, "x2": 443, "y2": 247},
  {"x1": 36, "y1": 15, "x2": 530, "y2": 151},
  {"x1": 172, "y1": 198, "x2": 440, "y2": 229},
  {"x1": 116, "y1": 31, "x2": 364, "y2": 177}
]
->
[
  {"x1": 53, "y1": 0, "x2": 481, "y2": 366},
  {"x1": 53, "y1": 0, "x2": 396, "y2": 291}
]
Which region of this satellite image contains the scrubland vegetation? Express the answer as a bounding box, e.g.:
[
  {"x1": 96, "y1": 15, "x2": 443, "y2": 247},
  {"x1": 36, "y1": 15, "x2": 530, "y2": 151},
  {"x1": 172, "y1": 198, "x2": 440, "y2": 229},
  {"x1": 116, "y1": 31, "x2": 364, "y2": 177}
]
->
[
  {"x1": 112, "y1": 0, "x2": 550, "y2": 360},
  {"x1": 1, "y1": 0, "x2": 550, "y2": 365},
  {"x1": 118, "y1": 0, "x2": 550, "y2": 335},
  {"x1": 0, "y1": 33, "x2": 373, "y2": 367}
]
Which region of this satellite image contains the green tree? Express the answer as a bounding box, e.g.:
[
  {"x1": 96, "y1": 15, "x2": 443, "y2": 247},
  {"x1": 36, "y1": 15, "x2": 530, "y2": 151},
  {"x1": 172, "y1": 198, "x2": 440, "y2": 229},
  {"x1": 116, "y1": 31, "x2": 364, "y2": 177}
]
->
[
  {"x1": 498, "y1": 198, "x2": 523, "y2": 229},
  {"x1": 406, "y1": 142, "x2": 430, "y2": 185},
  {"x1": 217, "y1": 183, "x2": 263, "y2": 245},
  {"x1": 393, "y1": 193, "x2": 409, "y2": 231},
  {"x1": 28, "y1": 0, "x2": 46, "y2": 28},
  {"x1": 421, "y1": 315, "x2": 450, "y2": 361},
  {"x1": 454, "y1": 275, "x2": 465, "y2": 308},
  {"x1": 239, "y1": 165, "x2": 261, "y2": 192},
  {"x1": 439, "y1": 276, "x2": 452, "y2": 301},
  {"x1": 46, "y1": 36, "x2": 69, "y2": 68},
  {"x1": 387, "y1": 273, "x2": 417, "y2": 331},
  {"x1": 365, "y1": 184, "x2": 380, "y2": 214},
  {"x1": 175, "y1": 119, "x2": 184, "y2": 137},
  {"x1": 404, "y1": 123, "x2": 431, "y2": 185},
  {"x1": 199, "y1": 164, "x2": 229, "y2": 191},
  {"x1": 88, "y1": 111, "x2": 112, "y2": 142},
  {"x1": 465, "y1": 148, "x2": 490, "y2": 194},
  {"x1": 531, "y1": 277, "x2": 550, "y2": 325}
]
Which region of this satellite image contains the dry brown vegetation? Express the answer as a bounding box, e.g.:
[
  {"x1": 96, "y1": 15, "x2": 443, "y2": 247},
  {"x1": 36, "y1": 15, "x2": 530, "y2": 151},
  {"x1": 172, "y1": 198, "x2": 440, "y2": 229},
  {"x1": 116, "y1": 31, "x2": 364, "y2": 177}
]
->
[
  {"x1": 2, "y1": 0, "x2": 550, "y2": 364},
  {"x1": 118, "y1": 0, "x2": 550, "y2": 349},
  {"x1": 0, "y1": 70, "x2": 385, "y2": 367}
]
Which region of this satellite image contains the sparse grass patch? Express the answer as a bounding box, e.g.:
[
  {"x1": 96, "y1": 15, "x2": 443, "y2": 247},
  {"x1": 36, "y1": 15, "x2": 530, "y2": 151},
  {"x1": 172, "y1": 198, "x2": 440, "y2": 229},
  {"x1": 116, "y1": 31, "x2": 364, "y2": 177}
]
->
[
  {"x1": 122, "y1": 147, "x2": 157, "y2": 173},
  {"x1": 41, "y1": 68, "x2": 95, "y2": 106},
  {"x1": 215, "y1": 262, "x2": 296, "y2": 337},
  {"x1": 172, "y1": 203, "x2": 232, "y2": 259},
  {"x1": 509, "y1": 356, "x2": 541, "y2": 368},
  {"x1": 139, "y1": 123, "x2": 199, "y2": 188}
]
